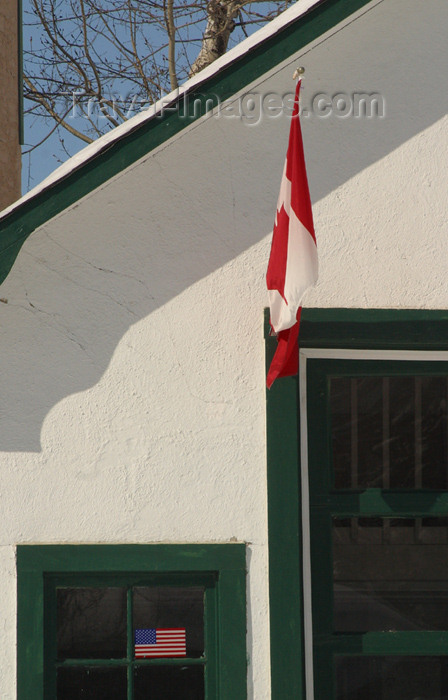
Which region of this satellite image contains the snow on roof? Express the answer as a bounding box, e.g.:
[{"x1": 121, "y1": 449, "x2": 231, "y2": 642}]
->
[{"x1": 0, "y1": 0, "x2": 324, "y2": 222}]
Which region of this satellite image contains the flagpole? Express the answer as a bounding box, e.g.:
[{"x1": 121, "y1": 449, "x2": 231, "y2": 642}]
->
[
  {"x1": 292, "y1": 66, "x2": 305, "y2": 80},
  {"x1": 266, "y1": 63, "x2": 318, "y2": 388}
]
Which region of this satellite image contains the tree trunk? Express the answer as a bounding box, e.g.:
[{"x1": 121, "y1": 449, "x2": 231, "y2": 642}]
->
[{"x1": 189, "y1": 0, "x2": 239, "y2": 77}]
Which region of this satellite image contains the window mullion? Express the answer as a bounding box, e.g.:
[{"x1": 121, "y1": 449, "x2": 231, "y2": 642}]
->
[
  {"x1": 382, "y1": 377, "x2": 391, "y2": 543},
  {"x1": 350, "y1": 378, "x2": 358, "y2": 490},
  {"x1": 382, "y1": 377, "x2": 390, "y2": 489},
  {"x1": 350, "y1": 378, "x2": 359, "y2": 542},
  {"x1": 446, "y1": 378, "x2": 448, "y2": 489},
  {"x1": 415, "y1": 377, "x2": 423, "y2": 542},
  {"x1": 414, "y1": 377, "x2": 423, "y2": 488}
]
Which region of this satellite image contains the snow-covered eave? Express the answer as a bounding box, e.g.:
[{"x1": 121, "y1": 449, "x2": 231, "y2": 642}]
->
[{"x1": 0, "y1": 0, "x2": 326, "y2": 223}]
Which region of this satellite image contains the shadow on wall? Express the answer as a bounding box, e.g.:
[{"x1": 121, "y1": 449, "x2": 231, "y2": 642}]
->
[{"x1": 0, "y1": 0, "x2": 447, "y2": 452}]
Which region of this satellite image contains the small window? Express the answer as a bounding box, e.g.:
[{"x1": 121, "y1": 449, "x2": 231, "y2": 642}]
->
[
  {"x1": 50, "y1": 578, "x2": 209, "y2": 699},
  {"x1": 17, "y1": 545, "x2": 246, "y2": 700}
]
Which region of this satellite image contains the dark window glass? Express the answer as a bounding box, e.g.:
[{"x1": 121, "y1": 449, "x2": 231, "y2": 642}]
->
[
  {"x1": 57, "y1": 667, "x2": 127, "y2": 700},
  {"x1": 335, "y1": 656, "x2": 448, "y2": 700},
  {"x1": 133, "y1": 587, "x2": 204, "y2": 658},
  {"x1": 421, "y1": 377, "x2": 448, "y2": 488},
  {"x1": 331, "y1": 376, "x2": 448, "y2": 489},
  {"x1": 57, "y1": 588, "x2": 127, "y2": 659},
  {"x1": 389, "y1": 377, "x2": 415, "y2": 488},
  {"x1": 333, "y1": 517, "x2": 448, "y2": 631},
  {"x1": 134, "y1": 665, "x2": 204, "y2": 700},
  {"x1": 331, "y1": 376, "x2": 352, "y2": 487}
]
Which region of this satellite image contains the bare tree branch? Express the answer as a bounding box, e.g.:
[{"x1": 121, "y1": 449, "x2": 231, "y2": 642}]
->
[
  {"x1": 25, "y1": 76, "x2": 94, "y2": 143},
  {"x1": 23, "y1": 0, "x2": 292, "y2": 153}
]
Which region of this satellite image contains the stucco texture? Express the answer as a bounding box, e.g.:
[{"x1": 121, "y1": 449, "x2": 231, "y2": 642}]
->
[{"x1": 0, "y1": 0, "x2": 447, "y2": 697}]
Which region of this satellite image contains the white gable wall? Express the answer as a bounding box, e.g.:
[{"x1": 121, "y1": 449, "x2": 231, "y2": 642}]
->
[{"x1": 0, "y1": 0, "x2": 447, "y2": 696}]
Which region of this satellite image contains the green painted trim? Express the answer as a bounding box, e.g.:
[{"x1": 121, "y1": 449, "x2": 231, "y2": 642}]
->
[
  {"x1": 300, "y1": 308, "x2": 448, "y2": 349},
  {"x1": 218, "y1": 569, "x2": 247, "y2": 698},
  {"x1": 17, "y1": 544, "x2": 246, "y2": 700},
  {"x1": 265, "y1": 308, "x2": 448, "y2": 349},
  {"x1": 45, "y1": 571, "x2": 214, "y2": 588},
  {"x1": 322, "y1": 491, "x2": 448, "y2": 516},
  {"x1": 17, "y1": 543, "x2": 244, "y2": 572},
  {"x1": 265, "y1": 319, "x2": 305, "y2": 699},
  {"x1": 332, "y1": 631, "x2": 448, "y2": 655},
  {"x1": 17, "y1": 570, "x2": 44, "y2": 700},
  {"x1": 1, "y1": 0, "x2": 374, "y2": 285}
]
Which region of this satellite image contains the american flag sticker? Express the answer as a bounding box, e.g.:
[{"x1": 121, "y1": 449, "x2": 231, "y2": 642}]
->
[{"x1": 134, "y1": 628, "x2": 187, "y2": 658}]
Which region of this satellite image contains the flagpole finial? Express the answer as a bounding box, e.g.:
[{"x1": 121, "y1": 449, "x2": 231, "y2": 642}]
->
[{"x1": 292, "y1": 66, "x2": 305, "y2": 80}]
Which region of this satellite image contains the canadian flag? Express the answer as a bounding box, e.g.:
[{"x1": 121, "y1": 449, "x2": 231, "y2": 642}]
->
[{"x1": 266, "y1": 79, "x2": 318, "y2": 389}]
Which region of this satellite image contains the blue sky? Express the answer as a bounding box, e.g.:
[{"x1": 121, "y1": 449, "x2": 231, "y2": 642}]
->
[
  {"x1": 22, "y1": 0, "x2": 89, "y2": 192},
  {"x1": 21, "y1": 0, "x2": 285, "y2": 194}
]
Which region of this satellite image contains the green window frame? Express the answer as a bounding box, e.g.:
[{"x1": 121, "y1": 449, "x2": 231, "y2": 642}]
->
[
  {"x1": 17, "y1": 544, "x2": 246, "y2": 700},
  {"x1": 307, "y1": 355, "x2": 448, "y2": 699},
  {"x1": 265, "y1": 309, "x2": 448, "y2": 700}
]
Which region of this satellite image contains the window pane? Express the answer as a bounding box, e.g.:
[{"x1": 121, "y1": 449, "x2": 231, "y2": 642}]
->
[
  {"x1": 333, "y1": 517, "x2": 448, "y2": 631},
  {"x1": 133, "y1": 587, "x2": 204, "y2": 658},
  {"x1": 134, "y1": 665, "x2": 204, "y2": 700},
  {"x1": 331, "y1": 376, "x2": 448, "y2": 489},
  {"x1": 335, "y1": 656, "x2": 448, "y2": 700},
  {"x1": 57, "y1": 667, "x2": 127, "y2": 700},
  {"x1": 57, "y1": 588, "x2": 127, "y2": 659}
]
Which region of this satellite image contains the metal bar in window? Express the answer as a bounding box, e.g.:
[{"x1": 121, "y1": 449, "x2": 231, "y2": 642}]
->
[
  {"x1": 415, "y1": 377, "x2": 423, "y2": 488},
  {"x1": 382, "y1": 377, "x2": 391, "y2": 542},
  {"x1": 382, "y1": 378, "x2": 390, "y2": 488},
  {"x1": 350, "y1": 378, "x2": 359, "y2": 541},
  {"x1": 350, "y1": 378, "x2": 359, "y2": 489},
  {"x1": 415, "y1": 377, "x2": 423, "y2": 542},
  {"x1": 446, "y1": 378, "x2": 448, "y2": 492}
]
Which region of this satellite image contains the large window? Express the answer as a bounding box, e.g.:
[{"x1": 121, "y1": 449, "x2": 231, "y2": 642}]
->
[
  {"x1": 17, "y1": 544, "x2": 246, "y2": 700},
  {"x1": 307, "y1": 357, "x2": 448, "y2": 700},
  {"x1": 265, "y1": 309, "x2": 448, "y2": 700}
]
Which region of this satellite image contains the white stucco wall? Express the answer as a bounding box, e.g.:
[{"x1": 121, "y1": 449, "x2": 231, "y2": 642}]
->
[{"x1": 0, "y1": 0, "x2": 447, "y2": 697}]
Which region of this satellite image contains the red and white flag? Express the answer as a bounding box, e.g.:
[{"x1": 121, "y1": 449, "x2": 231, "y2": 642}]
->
[{"x1": 266, "y1": 80, "x2": 318, "y2": 389}]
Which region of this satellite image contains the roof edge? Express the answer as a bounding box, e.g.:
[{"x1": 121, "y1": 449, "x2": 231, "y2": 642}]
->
[
  {"x1": 1, "y1": 0, "x2": 325, "y2": 224},
  {"x1": 0, "y1": 0, "x2": 376, "y2": 286}
]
